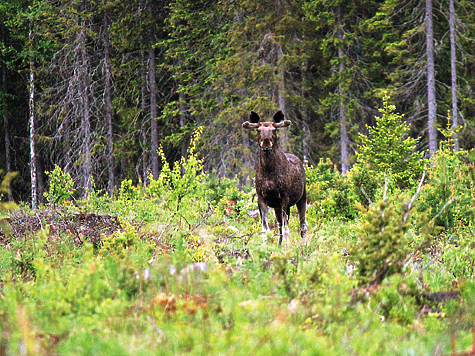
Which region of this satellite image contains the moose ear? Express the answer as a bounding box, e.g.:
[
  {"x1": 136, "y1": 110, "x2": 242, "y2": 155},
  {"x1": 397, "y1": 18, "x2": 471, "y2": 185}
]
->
[
  {"x1": 249, "y1": 111, "x2": 261, "y2": 123},
  {"x1": 273, "y1": 110, "x2": 284, "y2": 123}
]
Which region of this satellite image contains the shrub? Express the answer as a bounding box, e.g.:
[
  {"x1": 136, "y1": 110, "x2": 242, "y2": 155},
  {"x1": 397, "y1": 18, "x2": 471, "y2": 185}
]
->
[
  {"x1": 354, "y1": 94, "x2": 425, "y2": 189},
  {"x1": 306, "y1": 159, "x2": 357, "y2": 220},
  {"x1": 118, "y1": 179, "x2": 140, "y2": 202},
  {"x1": 418, "y1": 120, "x2": 475, "y2": 230},
  {"x1": 44, "y1": 165, "x2": 74, "y2": 206},
  {"x1": 349, "y1": 190, "x2": 433, "y2": 286},
  {"x1": 213, "y1": 177, "x2": 255, "y2": 217},
  {"x1": 148, "y1": 126, "x2": 210, "y2": 212},
  {"x1": 348, "y1": 163, "x2": 380, "y2": 207}
]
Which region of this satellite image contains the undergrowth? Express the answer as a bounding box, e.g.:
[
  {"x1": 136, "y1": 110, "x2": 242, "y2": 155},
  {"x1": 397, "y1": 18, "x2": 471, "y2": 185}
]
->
[{"x1": 1, "y1": 126, "x2": 475, "y2": 355}]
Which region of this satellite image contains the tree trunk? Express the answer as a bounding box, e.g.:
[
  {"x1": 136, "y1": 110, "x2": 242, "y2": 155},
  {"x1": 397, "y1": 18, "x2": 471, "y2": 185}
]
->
[
  {"x1": 141, "y1": 50, "x2": 149, "y2": 183},
  {"x1": 449, "y1": 0, "x2": 458, "y2": 151},
  {"x1": 179, "y1": 86, "x2": 188, "y2": 159},
  {"x1": 276, "y1": 44, "x2": 289, "y2": 152},
  {"x1": 29, "y1": 57, "x2": 37, "y2": 210},
  {"x1": 104, "y1": 11, "x2": 115, "y2": 194},
  {"x1": 275, "y1": 0, "x2": 289, "y2": 152},
  {"x1": 148, "y1": 1, "x2": 159, "y2": 179},
  {"x1": 338, "y1": 7, "x2": 349, "y2": 175},
  {"x1": 36, "y1": 157, "x2": 44, "y2": 205},
  {"x1": 301, "y1": 63, "x2": 310, "y2": 163},
  {"x1": 426, "y1": 0, "x2": 437, "y2": 155},
  {"x1": 79, "y1": 24, "x2": 92, "y2": 197},
  {"x1": 2, "y1": 29, "x2": 13, "y2": 201}
]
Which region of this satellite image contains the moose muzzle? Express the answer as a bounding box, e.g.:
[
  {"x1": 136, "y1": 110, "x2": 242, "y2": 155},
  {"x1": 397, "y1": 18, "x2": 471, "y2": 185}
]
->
[{"x1": 260, "y1": 138, "x2": 273, "y2": 151}]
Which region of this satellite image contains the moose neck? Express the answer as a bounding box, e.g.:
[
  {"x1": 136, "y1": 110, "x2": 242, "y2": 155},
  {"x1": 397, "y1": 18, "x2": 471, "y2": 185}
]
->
[{"x1": 258, "y1": 144, "x2": 286, "y2": 174}]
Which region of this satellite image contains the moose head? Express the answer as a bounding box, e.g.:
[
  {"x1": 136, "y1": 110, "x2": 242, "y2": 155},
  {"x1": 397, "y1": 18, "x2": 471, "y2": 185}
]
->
[{"x1": 242, "y1": 110, "x2": 291, "y2": 152}]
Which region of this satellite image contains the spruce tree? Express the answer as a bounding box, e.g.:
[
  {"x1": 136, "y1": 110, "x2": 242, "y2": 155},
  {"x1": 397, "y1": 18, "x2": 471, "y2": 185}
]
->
[{"x1": 354, "y1": 94, "x2": 425, "y2": 189}]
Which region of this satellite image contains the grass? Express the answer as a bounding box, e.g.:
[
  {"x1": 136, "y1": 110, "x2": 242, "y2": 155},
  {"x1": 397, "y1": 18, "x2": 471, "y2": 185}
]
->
[{"x1": 0, "y1": 189, "x2": 474, "y2": 356}]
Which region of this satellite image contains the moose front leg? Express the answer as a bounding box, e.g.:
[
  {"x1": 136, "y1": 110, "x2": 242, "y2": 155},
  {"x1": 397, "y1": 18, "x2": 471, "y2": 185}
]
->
[{"x1": 257, "y1": 196, "x2": 270, "y2": 236}]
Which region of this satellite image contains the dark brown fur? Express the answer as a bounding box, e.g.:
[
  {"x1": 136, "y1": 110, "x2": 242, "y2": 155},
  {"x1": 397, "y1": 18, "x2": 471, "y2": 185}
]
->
[{"x1": 243, "y1": 111, "x2": 307, "y2": 244}]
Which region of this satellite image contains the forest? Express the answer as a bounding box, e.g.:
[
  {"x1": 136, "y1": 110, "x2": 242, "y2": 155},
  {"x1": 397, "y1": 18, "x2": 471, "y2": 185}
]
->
[
  {"x1": 2, "y1": 0, "x2": 475, "y2": 355},
  {"x1": 1, "y1": 0, "x2": 475, "y2": 202}
]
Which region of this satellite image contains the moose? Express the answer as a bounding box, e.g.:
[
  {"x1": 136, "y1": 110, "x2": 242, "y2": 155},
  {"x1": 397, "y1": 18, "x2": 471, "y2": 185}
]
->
[{"x1": 242, "y1": 110, "x2": 307, "y2": 245}]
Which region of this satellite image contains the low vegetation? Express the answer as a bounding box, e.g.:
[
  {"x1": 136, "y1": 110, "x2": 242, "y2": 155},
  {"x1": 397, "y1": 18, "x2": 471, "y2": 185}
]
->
[{"x1": 1, "y1": 113, "x2": 475, "y2": 355}]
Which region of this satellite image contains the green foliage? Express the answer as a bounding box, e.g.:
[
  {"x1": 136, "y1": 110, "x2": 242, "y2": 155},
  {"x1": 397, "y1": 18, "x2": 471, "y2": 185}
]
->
[
  {"x1": 100, "y1": 222, "x2": 146, "y2": 259},
  {"x1": 0, "y1": 172, "x2": 19, "y2": 246},
  {"x1": 418, "y1": 119, "x2": 475, "y2": 230},
  {"x1": 206, "y1": 175, "x2": 252, "y2": 205},
  {"x1": 184, "y1": 235, "x2": 211, "y2": 262},
  {"x1": 305, "y1": 159, "x2": 358, "y2": 220},
  {"x1": 208, "y1": 176, "x2": 255, "y2": 218},
  {"x1": 44, "y1": 165, "x2": 74, "y2": 206},
  {"x1": 349, "y1": 191, "x2": 432, "y2": 286},
  {"x1": 441, "y1": 228, "x2": 475, "y2": 283},
  {"x1": 1, "y1": 178, "x2": 475, "y2": 355},
  {"x1": 148, "y1": 127, "x2": 210, "y2": 212},
  {"x1": 118, "y1": 179, "x2": 140, "y2": 202},
  {"x1": 348, "y1": 162, "x2": 380, "y2": 207},
  {"x1": 305, "y1": 158, "x2": 335, "y2": 203},
  {"x1": 370, "y1": 273, "x2": 420, "y2": 324},
  {"x1": 354, "y1": 94, "x2": 425, "y2": 189}
]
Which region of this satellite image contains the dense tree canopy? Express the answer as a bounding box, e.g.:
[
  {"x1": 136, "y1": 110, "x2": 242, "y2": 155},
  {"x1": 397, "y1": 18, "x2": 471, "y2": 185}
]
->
[{"x1": 1, "y1": 0, "x2": 474, "y2": 203}]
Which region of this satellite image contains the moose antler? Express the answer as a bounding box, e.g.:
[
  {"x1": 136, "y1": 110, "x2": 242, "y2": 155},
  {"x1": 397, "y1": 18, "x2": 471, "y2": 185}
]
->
[
  {"x1": 242, "y1": 121, "x2": 260, "y2": 129},
  {"x1": 273, "y1": 120, "x2": 291, "y2": 128}
]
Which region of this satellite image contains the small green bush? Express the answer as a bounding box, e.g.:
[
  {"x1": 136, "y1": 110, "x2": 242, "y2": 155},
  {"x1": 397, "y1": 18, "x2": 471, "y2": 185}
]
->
[
  {"x1": 349, "y1": 191, "x2": 432, "y2": 286},
  {"x1": 370, "y1": 273, "x2": 419, "y2": 324},
  {"x1": 306, "y1": 159, "x2": 357, "y2": 220},
  {"x1": 148, "y1": 126, "x2": 210, "y2": 212},
  {"x1": 44, "y1": 165, "x2": 75, "y2": 206},
  {"x1": 118, "y1": 179, "x2": 140, "y2": 202},
  {"x1": 348, "y1": 162, "x2": 380, "y2": 207},
  {"x1": 418, "y1": 121, "x2": 475, "y2": 230}
]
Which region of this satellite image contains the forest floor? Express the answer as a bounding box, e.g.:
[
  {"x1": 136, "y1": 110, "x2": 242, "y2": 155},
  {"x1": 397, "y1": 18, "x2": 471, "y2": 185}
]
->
[{"x1": 1, "y1": 202, "x2": 475, "y2": 355}]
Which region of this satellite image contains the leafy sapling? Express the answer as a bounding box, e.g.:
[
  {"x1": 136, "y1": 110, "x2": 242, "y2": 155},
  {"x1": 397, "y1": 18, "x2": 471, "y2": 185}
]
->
[{"x1": 44, "y1": 165, "x2": 75, "y2": 207}]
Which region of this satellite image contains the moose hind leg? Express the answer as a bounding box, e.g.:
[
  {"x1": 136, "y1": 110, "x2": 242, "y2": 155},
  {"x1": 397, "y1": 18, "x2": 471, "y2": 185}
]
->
[
  {"x1": 274, "y1": 207, "x2": 283, "y2": 245},
  {"x1": 296, "y1": 190, "x2": 307, "y2": 243},
  {"x1": 282, "y1": 210, "x2": 290, "y2": 242},
  {"x1": 275, "y1": 207, "x2": 289, "y2": 245}
]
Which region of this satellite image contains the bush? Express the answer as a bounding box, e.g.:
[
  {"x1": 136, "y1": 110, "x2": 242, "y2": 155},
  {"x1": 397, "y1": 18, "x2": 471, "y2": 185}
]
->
[
  {"x1": 118, "y1": 179, "x2": 140, "y2": 202},
  {"x1": 417, "y1": 122, "x2": 475, "y2": 230},
  {"x1": 349, "y1": 191, "x2": 433, "y2": 286},
  {"x1": 44, "y1": 165, "x2": 74, "y2": 206},
  {"x1": 148, "y1": 127, "x2": 210, "y2": 212},
  {"x1": 306, "y1": 159, "x2": 357, "y2": 220},
  {"x1": 348, "y1": 163, "x2": 380, "y2": 207}
]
